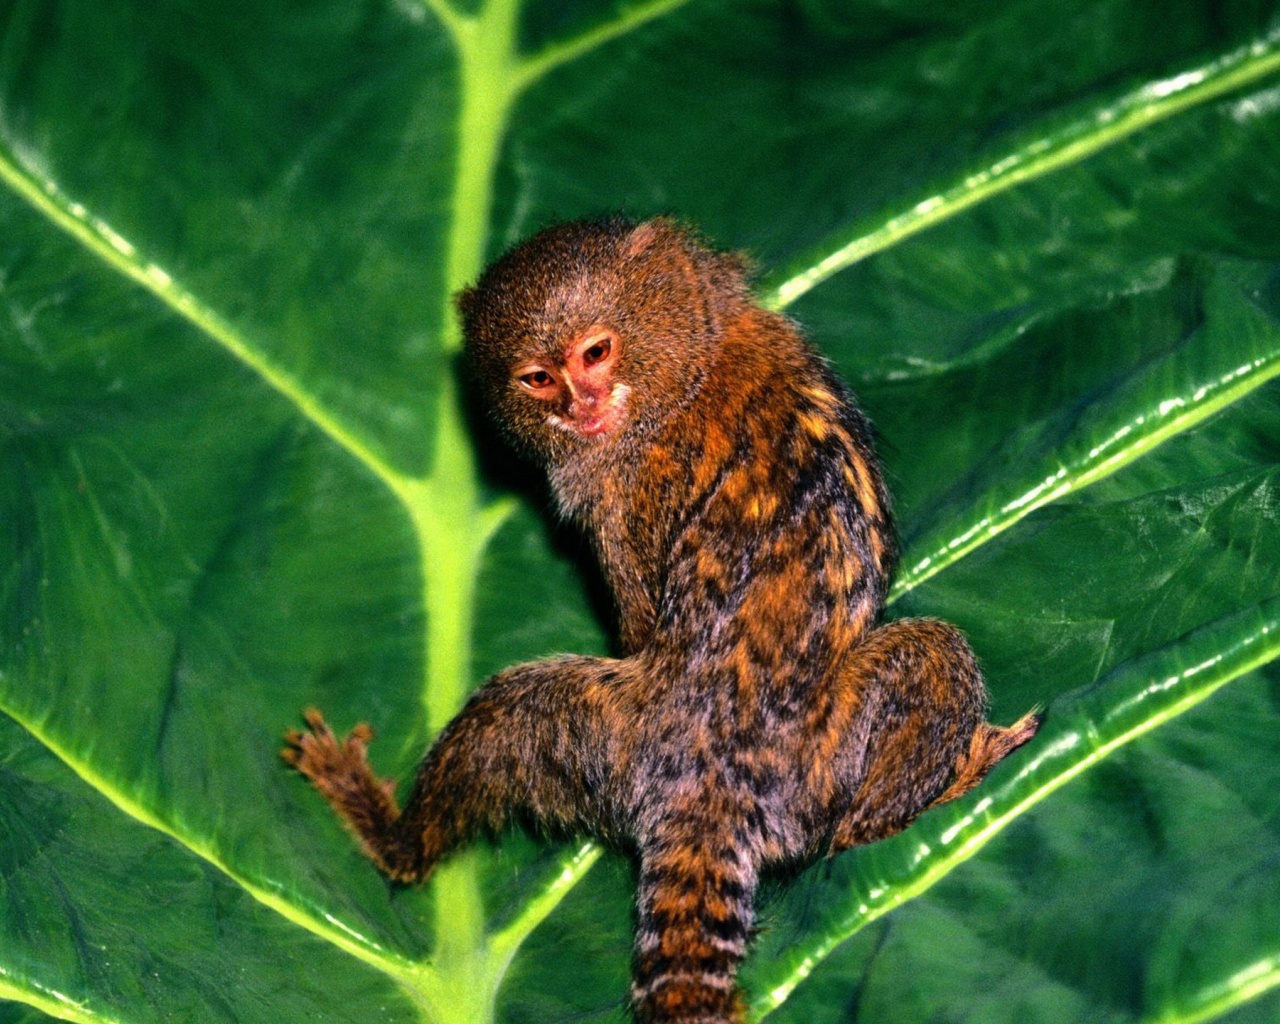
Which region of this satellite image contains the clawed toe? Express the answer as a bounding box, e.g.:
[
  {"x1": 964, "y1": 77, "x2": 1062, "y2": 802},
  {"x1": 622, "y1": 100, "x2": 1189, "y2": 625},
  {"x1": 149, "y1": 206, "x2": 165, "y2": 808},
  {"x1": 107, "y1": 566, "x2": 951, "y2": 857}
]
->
[{"x1": 281, "y1": 708, "x2": 380, "y2": 785}]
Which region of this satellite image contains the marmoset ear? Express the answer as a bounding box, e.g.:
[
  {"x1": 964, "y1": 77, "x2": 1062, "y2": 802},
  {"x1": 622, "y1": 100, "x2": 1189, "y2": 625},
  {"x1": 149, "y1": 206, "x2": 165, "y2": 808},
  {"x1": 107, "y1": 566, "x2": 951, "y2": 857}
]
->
[
  {"x1": 625, "y1": 218, "x2": 664, "y2": 258},
  {"x1": 626, "y1": 216, "x2": 692, "y2": 259}
]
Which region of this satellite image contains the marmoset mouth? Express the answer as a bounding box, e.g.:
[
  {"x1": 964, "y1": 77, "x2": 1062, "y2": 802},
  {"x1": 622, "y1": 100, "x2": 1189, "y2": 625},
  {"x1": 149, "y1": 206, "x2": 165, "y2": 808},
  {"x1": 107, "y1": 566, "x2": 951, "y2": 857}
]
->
[{"x1": 550, "y1": 383, "x2": 631, "y2": 437}]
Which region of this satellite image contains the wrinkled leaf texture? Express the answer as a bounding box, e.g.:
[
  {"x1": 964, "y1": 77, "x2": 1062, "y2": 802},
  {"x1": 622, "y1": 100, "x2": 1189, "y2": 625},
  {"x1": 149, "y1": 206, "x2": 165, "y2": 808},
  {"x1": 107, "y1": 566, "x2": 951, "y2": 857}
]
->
[{"x1": 2, "y1": 0, "x2": 1280, "y2": 1022}]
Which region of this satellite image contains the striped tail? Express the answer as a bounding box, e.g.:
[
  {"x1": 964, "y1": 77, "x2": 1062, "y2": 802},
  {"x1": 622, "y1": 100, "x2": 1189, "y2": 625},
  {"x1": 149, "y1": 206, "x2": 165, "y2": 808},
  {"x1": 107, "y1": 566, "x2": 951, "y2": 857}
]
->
[{"x1": 631, "y1": 836, "x2": 757, "y2": 1024}]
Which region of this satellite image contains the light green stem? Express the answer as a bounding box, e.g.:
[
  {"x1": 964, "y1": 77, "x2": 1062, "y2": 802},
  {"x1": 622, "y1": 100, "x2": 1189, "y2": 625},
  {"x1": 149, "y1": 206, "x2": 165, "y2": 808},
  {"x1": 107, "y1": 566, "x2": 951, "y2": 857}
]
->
[{"x1": 403, "y1": 0, "x2": 525, "y2": 1016}]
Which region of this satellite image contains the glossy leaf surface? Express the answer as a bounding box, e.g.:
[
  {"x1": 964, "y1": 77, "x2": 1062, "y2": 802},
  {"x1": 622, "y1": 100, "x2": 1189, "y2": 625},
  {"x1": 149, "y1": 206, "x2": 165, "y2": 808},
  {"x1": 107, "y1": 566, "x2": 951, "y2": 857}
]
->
[{"x1": 2, "y1": 1, "x2": 1280, "y2": 1022}]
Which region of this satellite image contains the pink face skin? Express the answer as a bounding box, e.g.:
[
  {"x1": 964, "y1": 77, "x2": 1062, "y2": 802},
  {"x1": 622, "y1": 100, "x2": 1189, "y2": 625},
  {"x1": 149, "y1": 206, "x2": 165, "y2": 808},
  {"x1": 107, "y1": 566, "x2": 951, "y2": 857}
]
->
[{"x1": 513, "y1": 326, "x2": 631, "y2": 438}]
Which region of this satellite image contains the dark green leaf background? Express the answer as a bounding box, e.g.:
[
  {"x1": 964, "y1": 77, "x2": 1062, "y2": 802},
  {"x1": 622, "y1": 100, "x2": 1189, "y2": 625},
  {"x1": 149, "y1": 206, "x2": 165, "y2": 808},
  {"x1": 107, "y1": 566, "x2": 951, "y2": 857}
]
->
[{"x1": 3, "y1": 1, "x2": 1279, "y2": 1022}]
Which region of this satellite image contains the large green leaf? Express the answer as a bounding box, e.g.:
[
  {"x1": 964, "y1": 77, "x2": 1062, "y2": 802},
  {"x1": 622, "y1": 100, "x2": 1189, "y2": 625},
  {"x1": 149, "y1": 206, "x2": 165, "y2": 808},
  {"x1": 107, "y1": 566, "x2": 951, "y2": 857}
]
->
[{"x1": 3, "y1": 1, "x2": 1280, "y2": 1022}]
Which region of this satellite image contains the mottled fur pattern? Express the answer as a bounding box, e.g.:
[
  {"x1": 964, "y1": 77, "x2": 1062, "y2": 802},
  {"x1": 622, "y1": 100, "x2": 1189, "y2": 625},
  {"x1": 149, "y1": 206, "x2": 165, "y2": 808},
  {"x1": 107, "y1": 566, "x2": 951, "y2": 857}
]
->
[{"x1": 284, "y1": 218, "x2": 1039, "y2": 1023}]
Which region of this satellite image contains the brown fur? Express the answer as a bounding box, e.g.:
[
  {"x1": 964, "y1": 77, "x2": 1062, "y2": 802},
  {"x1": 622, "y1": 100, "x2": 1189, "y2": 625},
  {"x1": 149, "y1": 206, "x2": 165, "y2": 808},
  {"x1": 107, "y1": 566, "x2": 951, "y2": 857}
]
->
[{"x1": 283, "y1": 218, "x2": 1040, "y2": 1022}]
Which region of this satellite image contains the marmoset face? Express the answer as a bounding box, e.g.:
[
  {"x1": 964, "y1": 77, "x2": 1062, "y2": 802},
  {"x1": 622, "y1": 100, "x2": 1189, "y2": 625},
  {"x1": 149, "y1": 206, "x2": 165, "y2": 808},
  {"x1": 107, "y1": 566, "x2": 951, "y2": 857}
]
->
[{"x1": 457, "y1": 218, "x2": 729, "y2": 464}]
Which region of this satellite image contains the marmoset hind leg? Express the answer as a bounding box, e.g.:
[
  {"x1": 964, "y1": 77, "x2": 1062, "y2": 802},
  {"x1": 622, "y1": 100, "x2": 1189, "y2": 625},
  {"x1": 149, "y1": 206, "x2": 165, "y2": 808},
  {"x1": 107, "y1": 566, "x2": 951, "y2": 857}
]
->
[
  {"x1": 828, "y1": 618, "x2": 1040, "y2": 850},
  {"x1": 283, "y1": 655, "x2": 626, "y2": 882}
]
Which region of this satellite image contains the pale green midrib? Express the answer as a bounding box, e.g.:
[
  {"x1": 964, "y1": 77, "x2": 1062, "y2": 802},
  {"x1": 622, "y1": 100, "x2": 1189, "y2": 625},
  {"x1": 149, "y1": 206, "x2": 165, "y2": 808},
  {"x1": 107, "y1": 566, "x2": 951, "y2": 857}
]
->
[
  {"x1": 763, "y1": 29, "x2": 1280, "y2": 311},
  {"x1": 887, "y1": 337, "x2": 1280, "y2": 603},
  {"x1": 0, "y1": 699, "x2": 426, "y2": 986},
  {"x1": 414, "y1": 0, "x2": 525, "y2": 1016},
  {"x1": 1153, "y1": 953, "x2": 1280, "y2": 1024},
  {"x1": 750, "y1": 608, "x2": 1280, "y2": 1019}
]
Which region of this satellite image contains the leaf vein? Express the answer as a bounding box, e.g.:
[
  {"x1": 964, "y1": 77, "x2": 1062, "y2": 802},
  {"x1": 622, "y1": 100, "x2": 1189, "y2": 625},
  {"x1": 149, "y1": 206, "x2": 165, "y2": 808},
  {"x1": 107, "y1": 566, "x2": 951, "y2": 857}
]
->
[
  {"x1": 513, "y1": 0, "x2": 694, "y2": 92},
  {"x1": 0, "y1": 700, "x2": 433, "y2": 994},
  {"x1": 0, "y1": 145, "x2": 412, "y2": 502},
  {"x1": 762, "y1": 27, "x2": 1280, "y2": 310}
]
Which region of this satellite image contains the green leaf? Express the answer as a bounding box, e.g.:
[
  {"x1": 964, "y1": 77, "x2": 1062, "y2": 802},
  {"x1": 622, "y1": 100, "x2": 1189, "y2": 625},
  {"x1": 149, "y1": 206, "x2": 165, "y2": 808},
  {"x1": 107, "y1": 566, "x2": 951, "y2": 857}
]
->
[{"x1": 3, "y1": 1, "x2": 1280, "y2": 1023}]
